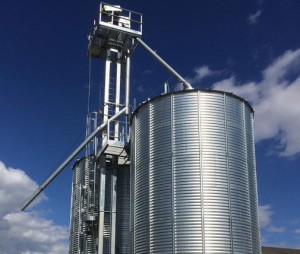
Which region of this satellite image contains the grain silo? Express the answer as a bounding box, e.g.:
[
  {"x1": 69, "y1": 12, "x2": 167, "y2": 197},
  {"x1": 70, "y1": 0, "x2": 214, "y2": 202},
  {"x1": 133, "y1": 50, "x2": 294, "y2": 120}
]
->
[
  {"x1": 69, "y1": 156, "x2": 100, "y2": 254},
  {"x1": 21, "y1": 3, "x2": 262, "y2": 254},
  {"x1": 69, "y1": 155, "x2": 131, "y2": 254},
  {"x1": 130, "y1": 89, "x2": 261, "y2": 254}
]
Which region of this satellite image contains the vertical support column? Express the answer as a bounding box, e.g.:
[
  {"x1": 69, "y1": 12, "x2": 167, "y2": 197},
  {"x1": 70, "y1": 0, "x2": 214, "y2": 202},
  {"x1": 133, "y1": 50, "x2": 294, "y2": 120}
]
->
[
  {"x1": 93, "y1": 113, "x2": 98, "y2": 155},
  {"x1": 110, "y1": 157, "x2": 118, "y2": 254},
  {"x1": 125, "y1": 54, "x2": 130, "y2": 142},
  {"x1": 103, "y1": 50, "x2": 111, "y2": 144},
  {"x1": 98, "y1": 156, "x2": 106, "y2": 254},
  {"x1": 125, "y1": 55, "x2": 130, "y2": 115},
  {"x1": 114, "y1": 52, "x2": 122, "y2": 141}
]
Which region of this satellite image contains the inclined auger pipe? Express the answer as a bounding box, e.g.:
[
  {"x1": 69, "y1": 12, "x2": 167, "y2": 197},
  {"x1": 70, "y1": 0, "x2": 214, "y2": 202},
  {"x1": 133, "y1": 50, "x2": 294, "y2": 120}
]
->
[
  {"x1": 136, "y1": 37, "x2": 193, "y2": 90},
  {"x1": 21, "y1": 37, "x2": 192, "y2": 212},
  {"x1": 20, "y1": 107, "x2": 126, "y2": 211}
]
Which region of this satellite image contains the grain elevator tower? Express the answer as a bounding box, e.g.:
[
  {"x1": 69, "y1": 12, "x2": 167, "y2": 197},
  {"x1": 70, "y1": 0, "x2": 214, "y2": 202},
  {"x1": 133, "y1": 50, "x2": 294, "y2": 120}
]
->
[{"x1": 69, "y1": 3, "x2": 142, "y2": 253}]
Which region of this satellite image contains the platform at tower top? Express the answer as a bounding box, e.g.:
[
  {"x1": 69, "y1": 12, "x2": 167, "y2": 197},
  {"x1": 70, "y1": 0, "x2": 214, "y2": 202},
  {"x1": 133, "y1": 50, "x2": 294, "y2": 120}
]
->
[{"x1": 89, "y1": 2, "x2": 142, "y2": 58}]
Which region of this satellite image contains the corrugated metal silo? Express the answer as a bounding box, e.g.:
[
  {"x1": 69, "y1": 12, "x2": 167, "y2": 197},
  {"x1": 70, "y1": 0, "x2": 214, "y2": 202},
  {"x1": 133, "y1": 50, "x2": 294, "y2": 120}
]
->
[
  {"x1": 69, "y1": 156, "x2": 131, "y2": 254},
  {"x1": 116, "y1": 165, "x2": 131, "y2": 254},
  {"x1": 130, "y1": 89, "x2": 261, "y2": 254},
  {"x1": 69, "y1": 158, "x2": 84, "y2": 254},
  {"x1": 69, "y1": 157, "x2": 90, "y2": 254}
]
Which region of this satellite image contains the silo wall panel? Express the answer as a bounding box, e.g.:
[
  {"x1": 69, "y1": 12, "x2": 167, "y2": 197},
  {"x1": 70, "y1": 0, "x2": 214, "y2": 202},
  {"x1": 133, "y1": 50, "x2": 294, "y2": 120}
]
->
[
  {"x1": 131, "y1": 106, "x2": 150, "y2": 253},
  {"x1": 69, "y1": 158, "x2": 86, "y2": 254},
  {"x1": 70, "y1": 157, "x2": 100, "y2": 254},
  {"x1": 130, "y1": 123, "x2": 135, "y2": 253},
  {"x1": 245, "y1": 105, "x2": 261, "y2": 253},
  {"x1": 149, "y1": 96, "x2": 173, "y2": 253},
  {"x1": 116, "y1": 165, "x2": 131, "y2": 254},
  {"x1": 130, "y1": 90, "x2": 261, "y2": 254},
  {"x1": 173, "y1": 92, "x2": 202, "y2": 253},
  {"x1": 200, "y1": 92, "x2": 231, "y2": 253},
  {"x1": 226, "y1": 98, "x2": 252, "y2": 253}
]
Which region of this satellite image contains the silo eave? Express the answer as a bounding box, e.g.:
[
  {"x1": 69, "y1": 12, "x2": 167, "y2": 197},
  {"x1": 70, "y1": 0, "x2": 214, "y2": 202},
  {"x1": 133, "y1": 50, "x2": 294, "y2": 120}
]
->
[{"x1": 131, "y1": 88, "x2": 255, "y2": 124}]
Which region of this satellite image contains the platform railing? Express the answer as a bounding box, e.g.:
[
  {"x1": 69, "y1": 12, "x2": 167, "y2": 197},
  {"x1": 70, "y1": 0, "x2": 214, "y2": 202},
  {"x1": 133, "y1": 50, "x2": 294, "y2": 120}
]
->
[{"x1": 99, "y1": 2, "x2": 142, "y2": 35}]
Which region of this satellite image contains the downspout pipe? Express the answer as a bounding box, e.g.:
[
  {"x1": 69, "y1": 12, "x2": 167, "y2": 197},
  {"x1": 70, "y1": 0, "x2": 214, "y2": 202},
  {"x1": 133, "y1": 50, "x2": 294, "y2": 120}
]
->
[{"x1": 136, "y1": 37, "x2": 193, "y2": 90}]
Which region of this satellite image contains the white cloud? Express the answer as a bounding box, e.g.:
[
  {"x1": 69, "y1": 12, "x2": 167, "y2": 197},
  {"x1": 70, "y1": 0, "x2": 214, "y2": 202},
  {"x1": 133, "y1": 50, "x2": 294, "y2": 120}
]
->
[
  {"x1": 268, "y1": 225, "x2": 286, "y2": 233},
  {"x1": 213, "y1": 77, "x2": 260, "y2": 102},
  {"x1": 213, "y1": 49, "x2": 300, "y2": 156},
  {"x1": 0, "y1": 161, "x2": 46, "y2": 216},
  {"x1": 2, "y1": 212, "x2": 68, "y2": 254},
  {"x1": 259, "y1": 204, "x2": 285, "y2": 234},
  {"x1": 295, "y1": 229, "x2": 300, "y2": 234},
  {"x1": 0, "y1": 161, "x2": 68, "y2": 254},
  {"x1": 186, "y1": 65, "x2": 221, "y2": 85},
  {"x1": 248, "y1": 10, "x2": 262, "y2": 24},
  {"x1": 259, "y1": 204, "x2": 273, "y2": 228}
]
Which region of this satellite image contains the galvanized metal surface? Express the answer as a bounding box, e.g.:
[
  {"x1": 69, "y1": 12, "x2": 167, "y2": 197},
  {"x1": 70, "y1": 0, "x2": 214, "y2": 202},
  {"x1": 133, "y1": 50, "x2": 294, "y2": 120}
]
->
[
  {"x1": 69, "y1": 156, "x2": 130, "y2": 254},
  {"x1": 69, "y1": 157, "x2": 99, "y2": 254},
  {"x1": 101, "y1": 160, "x2": 131, "y2": 254},
  {"x1": 69, "y1": 158, "x2": 85, "y2": 254},
  {"x1": 116, "y1": 165, "x2": 131, "y2": 254},
  {"x1": 130, "y1": 90, "x2": 261, "y2": 254},
  {"x1": 131, "y1": 105, "x2": 150, "y2": 253}
]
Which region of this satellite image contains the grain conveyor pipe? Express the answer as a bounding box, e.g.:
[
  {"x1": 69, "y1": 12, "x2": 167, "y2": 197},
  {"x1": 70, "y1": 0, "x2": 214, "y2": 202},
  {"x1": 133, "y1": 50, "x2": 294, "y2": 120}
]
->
[
  {"x1": 136, "y1": 37, "x2": 193, "y2": 90},
  {"x1": 20, "y1": 107, "x2": 127, "y2": 211}
]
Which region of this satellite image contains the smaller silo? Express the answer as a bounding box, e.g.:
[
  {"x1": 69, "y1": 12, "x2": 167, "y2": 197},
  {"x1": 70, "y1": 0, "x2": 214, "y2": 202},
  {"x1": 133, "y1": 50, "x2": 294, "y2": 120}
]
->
[
  {"x1": 69, "y1": 156, "x2": 131, "y2": 254},
  {"x1": 69, "y1": 156, "x2": 100, "y2": 254}
]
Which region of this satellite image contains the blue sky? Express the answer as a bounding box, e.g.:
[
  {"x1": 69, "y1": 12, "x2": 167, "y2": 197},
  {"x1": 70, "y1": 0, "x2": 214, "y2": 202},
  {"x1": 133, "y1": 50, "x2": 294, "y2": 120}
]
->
[{"x1": 1, "y1": 0, "x2": 300, "y2": 252}]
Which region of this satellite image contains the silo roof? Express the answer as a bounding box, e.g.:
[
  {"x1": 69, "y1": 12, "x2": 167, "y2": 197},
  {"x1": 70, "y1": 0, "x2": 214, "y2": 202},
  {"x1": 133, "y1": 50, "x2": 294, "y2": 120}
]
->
[{"x1": 131, "y1": 89, "x2": 255, "y2": 123}]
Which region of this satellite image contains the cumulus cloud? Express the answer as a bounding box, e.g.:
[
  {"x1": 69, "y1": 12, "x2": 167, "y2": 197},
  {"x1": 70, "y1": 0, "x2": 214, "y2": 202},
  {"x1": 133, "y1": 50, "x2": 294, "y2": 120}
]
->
[
  {"x1": 186, "y1": 65, "x2": 221, "y2": 85},
  {"x1": 0, "y1": 161, "x2": 68, "y2": 254},
  {"x1": 248, "y1": 10, "x2": 262, "y2": 24},
  {"x1": 259, "y1": 204, "x2": 285, "y2": 233},
  {"x1": 0, "y1": 161, "x2": 46, "y2": 216},
  {"x1": 213, "y1": 49, "x2": 300, "y2": 156},
  {"x1": 259, "y1": 204, "x2": 272, "y2": 228},
  {"x1": 213, "y1": 77, "x2": 260, "y2": 102}
]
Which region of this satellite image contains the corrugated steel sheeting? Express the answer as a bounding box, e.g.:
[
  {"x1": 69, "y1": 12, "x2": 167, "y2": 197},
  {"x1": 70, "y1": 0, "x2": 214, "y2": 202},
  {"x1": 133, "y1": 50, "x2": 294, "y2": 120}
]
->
[
  {"x1": 69, "y1": 157, "x2": 130, "y2": 254},
  {"x1": 130, "y1": 90, "x2": 261, "y2": 254}
]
